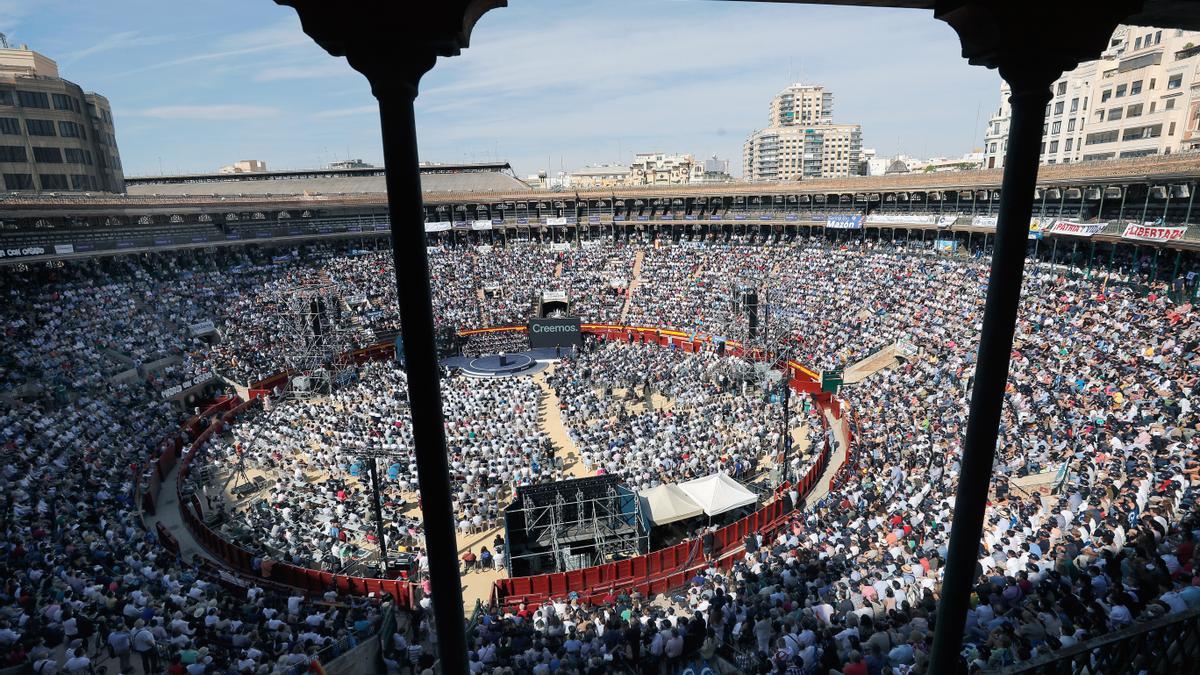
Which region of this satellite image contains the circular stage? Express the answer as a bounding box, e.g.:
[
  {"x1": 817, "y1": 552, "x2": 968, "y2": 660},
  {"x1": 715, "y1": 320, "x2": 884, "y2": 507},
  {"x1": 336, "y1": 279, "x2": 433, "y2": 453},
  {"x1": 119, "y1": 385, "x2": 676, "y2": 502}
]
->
[{"x1": 443, "y1": 350, "x2": 551, "y2": 377}]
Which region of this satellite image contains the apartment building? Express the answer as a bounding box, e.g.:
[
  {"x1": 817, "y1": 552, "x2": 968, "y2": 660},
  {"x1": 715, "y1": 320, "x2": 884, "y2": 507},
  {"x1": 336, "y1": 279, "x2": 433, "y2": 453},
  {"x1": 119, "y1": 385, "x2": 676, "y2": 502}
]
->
[
  {"x1": 0, "y1": 45, "x2": 124, "y2": 193},
  {"x1": 743, "y1": 83, "x2": 862, "y2": 181},
  {"x1": 982, "y1": 25, "x2": 1200, "y2": 169}
]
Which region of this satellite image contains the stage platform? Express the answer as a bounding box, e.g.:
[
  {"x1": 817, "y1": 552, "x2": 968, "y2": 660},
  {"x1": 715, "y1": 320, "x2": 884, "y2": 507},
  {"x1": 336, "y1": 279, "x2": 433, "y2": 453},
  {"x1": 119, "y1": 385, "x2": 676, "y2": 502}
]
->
[{"x1": 442, "y1": 347, "x2": 574, "y2": 378}]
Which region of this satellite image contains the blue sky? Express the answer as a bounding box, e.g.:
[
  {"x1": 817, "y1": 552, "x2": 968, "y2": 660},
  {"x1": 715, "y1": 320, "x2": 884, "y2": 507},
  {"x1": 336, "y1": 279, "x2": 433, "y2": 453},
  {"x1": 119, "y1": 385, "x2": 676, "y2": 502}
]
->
[{"x1": 6, "y1": 0, "x2": 1004, "y2": 177}]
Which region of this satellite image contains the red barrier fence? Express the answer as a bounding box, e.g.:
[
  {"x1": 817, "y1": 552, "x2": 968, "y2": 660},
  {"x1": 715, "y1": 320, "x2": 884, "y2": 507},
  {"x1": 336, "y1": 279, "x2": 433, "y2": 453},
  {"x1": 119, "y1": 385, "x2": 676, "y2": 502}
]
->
[
  {"x1": 490, "y1": 360, "x2": 848, "y2": 612},
  {"x1": 171, "y1": 395, "x2": 415, "y2": 608},
  {"x1": 146, "y1": 326, "x2": 851, "y2": 615}
]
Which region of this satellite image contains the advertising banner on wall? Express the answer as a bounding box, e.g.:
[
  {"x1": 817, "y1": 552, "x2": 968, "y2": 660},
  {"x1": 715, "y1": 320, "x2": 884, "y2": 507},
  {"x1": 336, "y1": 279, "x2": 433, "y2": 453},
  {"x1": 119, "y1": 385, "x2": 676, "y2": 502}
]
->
[
  {"x1": 528, "y1": 316, "x2": 582, "y2": 348},
  {"x1": 865, "y1": 214, "x2": 937, "y2": 225},
  {"x1": 423, "y1": 221, "x2": 451, "y2": 232},
  {"x1": 826, "y1": 215, "x2": 864, "y2": 229},
  {"x1": 937, "y1": 216, "x2": 959, "y2": 228},
  {"x1": 0, "y1": 245, "x2": 47, "y2": 259},
  {"x1": 545, "y1": 216, "x2": 568, "y2": 226},
  {"x1": 1121, "y1": 222, "x2": 1188, "y2": 243},
  {"x1": 971, "y1": 215, "x2": 998, "y2": 228},
  {"x1": 471, "y1": 220, "x2": 493, "y2": 230},
  {"x1": 54, "y1": 244, "x2": 75, "y2": 255},
  {"x1": 1047, "y1": 220, "x2": 1106, "y2": 237}
]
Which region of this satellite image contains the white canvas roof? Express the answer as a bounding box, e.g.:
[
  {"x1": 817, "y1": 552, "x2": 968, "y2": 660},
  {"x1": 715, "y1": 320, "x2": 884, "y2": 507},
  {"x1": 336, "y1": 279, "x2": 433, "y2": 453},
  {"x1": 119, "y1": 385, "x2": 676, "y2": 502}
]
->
[
  {"x1": 678, "y1": 473, "x2": 759, "y2": 517},
  {"x1": 639, "y1": 483, "x2": 704, "y2": 526}
]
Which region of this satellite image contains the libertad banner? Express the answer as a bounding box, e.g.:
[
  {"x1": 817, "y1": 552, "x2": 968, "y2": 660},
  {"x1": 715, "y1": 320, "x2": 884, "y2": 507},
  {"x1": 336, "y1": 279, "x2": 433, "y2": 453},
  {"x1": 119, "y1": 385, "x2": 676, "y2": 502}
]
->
[
  {"x1": 1047, "y1": 220, "x2": 1106, "y2": 237},
  {"x1": 1121, "y1": 222, "x2": 1187, "y2": 243},
  {"x1": 826, "y1": 215, "x2": 864, "y2": 229}
]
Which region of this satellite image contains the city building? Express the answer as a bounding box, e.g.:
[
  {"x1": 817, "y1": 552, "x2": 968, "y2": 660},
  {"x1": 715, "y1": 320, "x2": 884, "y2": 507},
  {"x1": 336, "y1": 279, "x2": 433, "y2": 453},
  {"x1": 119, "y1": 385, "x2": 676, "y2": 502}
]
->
[
  {"x1": 627, "y1": 152, "x2": 697, "y2": 186},
  {"x1": 691, "y1": 156, "x2": 734, "y2": 183},
  {"x1": 328, "y1": 158, "x2": 374, "y2": 169},
  {"x1": 743, "y1": 83, "x2": 862, "y2": 181},
  {"x1": 0, "y1": 44, "x2": 123, "y2": 193},
  {"x1": 982, "y1": 24, "x2": 1200, "y2": 169},
  {"x1": 566, "y1": 164, "x2": 630, "y2": 188},
  {"x1": 769, "y1": 83, "x2": 833, "y2": 126},
  {"x1": 218, "y1": 159, "x2": 267, "y2": 174}
]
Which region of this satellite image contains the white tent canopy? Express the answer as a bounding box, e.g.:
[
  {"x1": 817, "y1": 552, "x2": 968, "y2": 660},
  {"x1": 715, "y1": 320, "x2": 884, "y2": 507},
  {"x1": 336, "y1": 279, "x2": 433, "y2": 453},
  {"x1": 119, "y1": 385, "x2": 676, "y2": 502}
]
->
[
  {"x1": 678, "y1": 473, "x2": 759, "y2": 517},
  {"x1": 639, "y1": 484, "x2": 704, "y2": 526}
]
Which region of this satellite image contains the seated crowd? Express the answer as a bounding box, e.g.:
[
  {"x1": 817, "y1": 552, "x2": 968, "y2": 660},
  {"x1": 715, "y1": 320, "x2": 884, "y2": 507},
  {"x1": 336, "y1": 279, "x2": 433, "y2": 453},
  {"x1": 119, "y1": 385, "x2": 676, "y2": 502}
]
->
[{"x1": 2, "y1": 230, "x2": 1199, "y2": 674}]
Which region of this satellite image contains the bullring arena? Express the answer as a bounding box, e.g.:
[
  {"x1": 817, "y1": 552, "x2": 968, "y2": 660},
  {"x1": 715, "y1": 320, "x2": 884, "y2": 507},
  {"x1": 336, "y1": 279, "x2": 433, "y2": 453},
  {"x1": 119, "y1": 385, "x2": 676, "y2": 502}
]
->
[{"x1": 4, "y1": 156, "x2": 1200, "y2": 674}]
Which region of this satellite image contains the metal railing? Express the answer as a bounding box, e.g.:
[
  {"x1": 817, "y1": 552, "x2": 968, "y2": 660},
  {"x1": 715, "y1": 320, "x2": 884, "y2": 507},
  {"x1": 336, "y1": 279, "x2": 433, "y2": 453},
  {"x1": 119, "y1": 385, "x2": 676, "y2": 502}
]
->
[{"x1": 988, "y1": 607, "x2": 1200, "y2": 674}]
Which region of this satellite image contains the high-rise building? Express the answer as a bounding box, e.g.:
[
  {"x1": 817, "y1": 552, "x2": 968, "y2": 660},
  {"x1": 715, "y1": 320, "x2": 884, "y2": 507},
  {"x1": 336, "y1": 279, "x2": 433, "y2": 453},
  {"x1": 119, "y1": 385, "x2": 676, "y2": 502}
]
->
[
  {"x1": 981, "y1": 25, "x2": 1200, "y2": 170},
  {"x1": 0, "y1": 45, "x2": 124, "y2": 193},
  {"x1": 769, "y1": 84, "x2": 833, "y2": 126},
  {"x1": 743, "y1": 83, "x2": 862, "y2": 181}
]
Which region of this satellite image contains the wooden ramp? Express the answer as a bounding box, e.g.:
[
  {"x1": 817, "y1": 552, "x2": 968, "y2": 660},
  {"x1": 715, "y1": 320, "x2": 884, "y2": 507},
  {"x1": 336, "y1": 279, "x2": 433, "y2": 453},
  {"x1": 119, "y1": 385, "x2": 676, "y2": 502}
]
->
[
  {"x1": 843, "y1": 344, "x2": 899, "y2": 384},
  {"x1": 620, "y1": 249, "x2": 645, "y2": 323}
]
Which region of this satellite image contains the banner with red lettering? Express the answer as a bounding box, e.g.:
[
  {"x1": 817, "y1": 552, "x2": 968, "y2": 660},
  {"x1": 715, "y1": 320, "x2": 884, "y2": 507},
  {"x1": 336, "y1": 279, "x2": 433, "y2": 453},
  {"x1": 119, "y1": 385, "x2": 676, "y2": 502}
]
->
[
  {"x1": 1121, "y1": 222, "x2": 1187, "y2": 243},
  {"x1": 1047, "y1": 220, "x2": 1107, "y2": 237}
]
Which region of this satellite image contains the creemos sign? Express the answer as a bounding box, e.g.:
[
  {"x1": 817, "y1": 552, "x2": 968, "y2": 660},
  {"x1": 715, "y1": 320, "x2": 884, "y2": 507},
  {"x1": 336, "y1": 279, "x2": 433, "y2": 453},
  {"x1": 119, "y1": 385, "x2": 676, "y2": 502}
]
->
[{"x1": 528, "y1": 317, "x2": 582, "y2": 348}]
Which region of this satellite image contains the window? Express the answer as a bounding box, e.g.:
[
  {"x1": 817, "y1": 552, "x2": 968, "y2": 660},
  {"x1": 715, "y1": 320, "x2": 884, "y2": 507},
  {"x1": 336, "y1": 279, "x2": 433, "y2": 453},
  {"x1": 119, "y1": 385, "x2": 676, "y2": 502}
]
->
[
  {"x1": 1065, "y1": 138, "x2": 1074, "y2": 151},
  {"x1": 70, "y1": 174, "x2": 92, "y2": 190},
  {"x1": 1156, "y1": 30, "x2": 1162, "y2": 44},
  {"x1": 1049, "y1": 140, "x2": 1059, "y2": 153},
  {"x1": 57, "y1": 121, "x2": 84, "y2": 139},
  {"x1": 1108, "y1": 107, "x2": 1124, "y2": 120},
  {"x1": 1052, "y1": 121, "x2": 1062, "y2": 134},
  {"x1": 1086, "y1": 130, "x2": 1120, "y2": 144},
  {"x1": 1170, "y1": 121, "x2": 1177, "y2": 136},
  {"x1": 63, "y1": 148, "x2": 92, "y2": 164},
  {"x1": 1131, "y1": 80, "x2": 1143, "y2": 95},
  {"x1": 0, "y1": 117, "x2": 18, "y2": 135},
  {"x1": 1101, "y1": 89, "x2": 1112, "y2": 102},
  {"x1": 32, "y1": 147, "x2": 63, "y2": 163},
  {"x1": 1150, "y1": 78, "x2": 1156, "y2": 89},
  {"x1": 0, "y1": 146, "x2": 25, "y2": 162},
  {"x1": 1067, "y1": 119, "x2": 1076, "y2": 132},
  {"x1": 1121, "y1": 124, "x2": 1162, "y2": 140},
  {"x1": 51, "y1": 93, "x2": 73, "y2": 110},
  {"x1": 1169, "y1": 74, "x2": 1183, "y2": 89},
  {"x1": 25, "y1": 119, "x2": 56, "y2": 136},
  {"x1": 1116, "y1": 84, "x2": 1127, "y2": 97},
  {"x1": 1039, "y1": 142, "x2": 1046, "y2": 154},
  {"x1": 1127, "y1": 103, "x2": 1143, "y2": 117},
  {"x1": 989, "y1": 143, "x2": 996, "y2": 153},
  {"x1": 1135, "y1": 37, "x2": 1142, "y2": 49},
  {"x1": 1151, "y1": 101, "x2": 1157, "y2": 113},
  {"x1": 0, "y1": 91, "x2": 11, "y2": 106},
  {"x1": 16, "y1": 90, "x2": 49, "y2": 108},
  {"x1": 1070, "y1": 97, "x2": 1079, "y2": 112},
  {"x1": 1166, "y1": 97, "x2": 1176, "y2": 110},
  {"x1": 1054, "y1": 101, "x2": 1064, "y2": 115},
  {"x1": 1042, "y1": 123, "x2": 1048, "y2": 135},
  {"x1": 1083, "y1": 96, "x2": 1088, "y2": 110},
  {"x1": 3, "y1": 173, "x2": 32, "y2": 190},
  {"x1": 38, "y1": 173, "x2": 68, "y2": 190},
  {"x1": 1057, "y1": 82, "x2": 1067, "y2": 96}
]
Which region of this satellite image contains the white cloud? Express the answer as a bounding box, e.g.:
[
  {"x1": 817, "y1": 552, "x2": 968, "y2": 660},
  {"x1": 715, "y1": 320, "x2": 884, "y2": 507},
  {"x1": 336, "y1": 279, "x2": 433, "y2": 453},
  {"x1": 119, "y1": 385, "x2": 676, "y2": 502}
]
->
[
  {"x1": 255, "y1": 61, "x2": 352, "y2": 82},
  {"x1": 103, "y1": 17, "x2": 312, "y2": 79},
  {"x1": 312, "y1": 104, "x2": 378, "y2": 119},
  {"x1": 131, "y1": 104, "x2": 281, "y2": 120},
  {"x1": 61, "y1": 30, "x2": 180, "y2": 62}
]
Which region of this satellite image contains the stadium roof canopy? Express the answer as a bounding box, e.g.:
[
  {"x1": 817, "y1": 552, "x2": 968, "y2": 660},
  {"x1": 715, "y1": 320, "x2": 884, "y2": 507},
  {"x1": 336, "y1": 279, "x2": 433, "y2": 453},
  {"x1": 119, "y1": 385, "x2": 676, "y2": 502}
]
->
[{"x1": 124, "y1": 162, "x2": 531, "y2": 197}]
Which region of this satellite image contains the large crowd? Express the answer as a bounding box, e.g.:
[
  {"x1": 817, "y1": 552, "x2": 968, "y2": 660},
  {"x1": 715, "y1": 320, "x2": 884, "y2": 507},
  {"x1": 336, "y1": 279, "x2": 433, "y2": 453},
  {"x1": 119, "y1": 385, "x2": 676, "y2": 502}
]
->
[{"x1": 1, "y1": 229, "x2": 1199, "y2": 673}]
